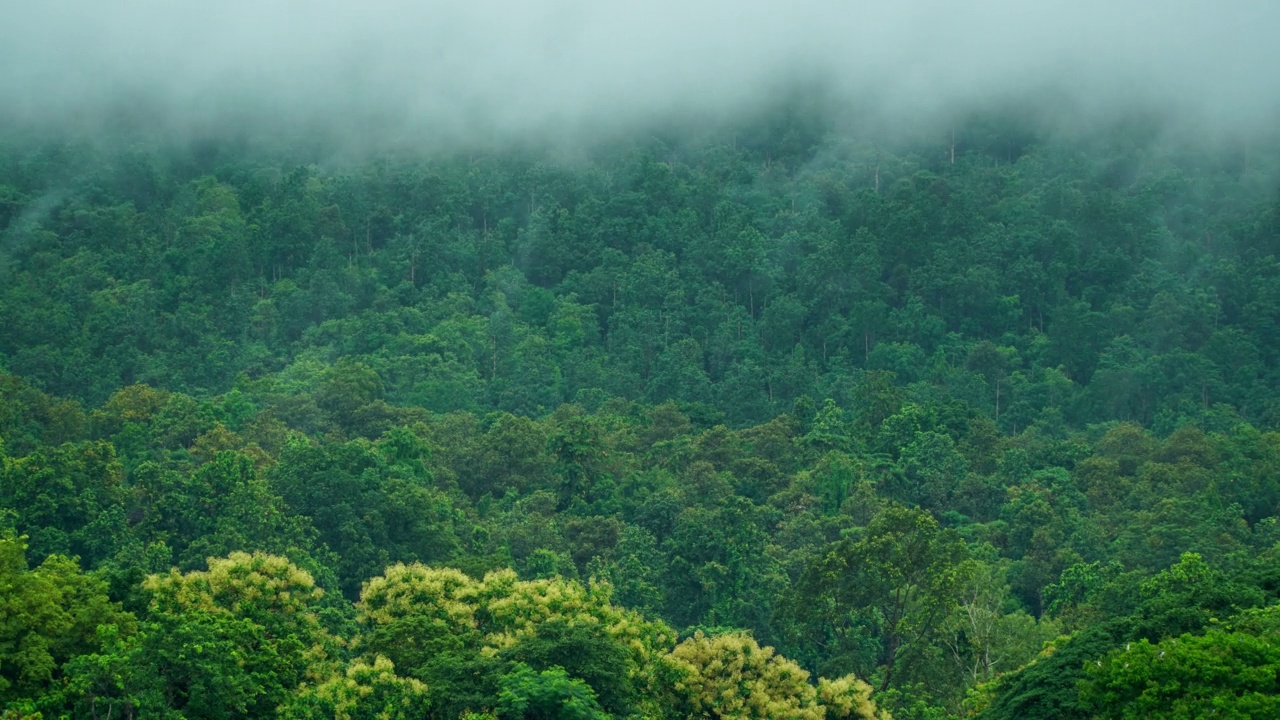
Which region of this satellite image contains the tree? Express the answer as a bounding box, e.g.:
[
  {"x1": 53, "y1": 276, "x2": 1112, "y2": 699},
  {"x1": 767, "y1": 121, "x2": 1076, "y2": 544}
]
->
[
  {"x1": 0, "y1": 531, "x2": 135, "y2": 710},
  {"x1": 316, "y1": 360, "x2": 385, "y2": 432},
  {"x1": 176, "y1": 451, "x2": 319, "y2": 573},
  {"x1": 1080, "y1": 617, "x2": 1280, "y2": 719},
  {"x1": 798, "y1": 506, "x2": 972, "y2": 690},
  {"x1": 943, "y1": 560, "x2": 1059, "y2": 687},
  {"x1": 494, "y1": 663, "x2": 608, "y2": 720},
  {"x1": 62, "y1": 553, "x2": 339, "y2": 720},
  {"x1": 660, "y1": 631, "x2": 887, "y2": 720},
  {"x1": 497, "y1": 620, "x2": 634, "y2": 716},
  {"x1": 975, "y1": 552, "x2": 1273, "y2": 720},
  {"x1": 279, "y1": 656, "x2": 431, "y2": 720},
  {"x1": 896, "y1": 431, "x2": 968, "y2": 512},
  {"x1": 0, "y1": 440, "x2": 126, "y2": 566},
  {"x1": 356, "y1": 563, "x2": 675, "y2": 718}
]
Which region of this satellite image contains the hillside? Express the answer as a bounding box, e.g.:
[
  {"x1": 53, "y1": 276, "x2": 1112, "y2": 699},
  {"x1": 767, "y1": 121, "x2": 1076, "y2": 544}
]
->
[{"x1": 2, "y1": 111, "x2": 1279, "y2": 718}]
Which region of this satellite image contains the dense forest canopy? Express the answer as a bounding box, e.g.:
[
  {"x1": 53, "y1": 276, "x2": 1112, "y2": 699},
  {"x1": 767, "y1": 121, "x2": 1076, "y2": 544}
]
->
[
  {"x1": 3, "y1": 30, "x2": 1280, "y2": 718},
  {"x1": 3, "y1": 101, "x2": 1279, "y2": 718}
]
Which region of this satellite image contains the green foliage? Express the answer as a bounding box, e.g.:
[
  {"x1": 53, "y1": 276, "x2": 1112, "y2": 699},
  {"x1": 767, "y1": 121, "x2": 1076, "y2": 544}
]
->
[
  {"x1": 355, "y1": 563, "x2": 675, "y2": 717},
  {"x1": 1080, "y1": 611, "x2": 1280, "y2": 719},
  {"x1": 497, "y1": 620, "x2": 634, "y2": 716},
  {"x1": 975, "y1": 552, "x2": 1280, "y2": 720},
  {"x1": 54, "y1": 553, "x2": 339, "y2": 719},
  {"x1": 279, "y1": 656, "x2": 431, "y2": 720},
  {"x1": 796, "y1": 506, "x2": 973, "y2": 689},
  {"x1": 660, "y1": 631, "x2": 887, "y2": 719},
  {"x1": 1, "y1": 104, "x2": 1280, "y2": 717},
  {"x1": 495, "y1": 663, "x2": 608, "y2": 720},
  {"x1": 0, "y1": 532, "x2": 134, "y2": 710},
  {"x1": 0, "y1": 441, "x2": 125, "y2": 565}
]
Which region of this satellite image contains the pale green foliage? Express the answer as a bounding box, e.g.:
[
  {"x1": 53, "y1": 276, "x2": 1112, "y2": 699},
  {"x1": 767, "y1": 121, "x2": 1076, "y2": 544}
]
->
[
  {"x1": 146, "y1": 552, "x2": 332, "y2": 651},
  {"x1": 356, "y1": 564, "x2": 479, "y2": 638},
  {"x1": 662, "y1": 631, "x2": 888, "y2": 719},
  {"x1": 146, "y1": 551, "x2": 323, "y2": 613},
  {"x1": 357, "y1": 563, "x2": 677, "y2": 715},
  {"x1": 358, "y1": 564, "x2": 675, "y2": 661},
  {"x1": 818, "y1": 674, "x2": 894, "y2": 720},
  {"x1": 280, "y1": 655, "x2": 430, "y2": 720},
  {"x1": 144, "y1": 551, "x2": 339, "y2": 682},
  {"x1": 52, "y1": 553, "x2": 341, "y2": 720},
  {"x1": 479, "y1": 569, "x2": 676, "y2": 660}
]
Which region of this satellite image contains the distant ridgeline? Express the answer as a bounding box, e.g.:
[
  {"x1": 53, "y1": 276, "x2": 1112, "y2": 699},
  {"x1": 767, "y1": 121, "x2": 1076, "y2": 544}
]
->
[{"x1": 0, "y1": 112, "x2": 1278, "y2": 718}]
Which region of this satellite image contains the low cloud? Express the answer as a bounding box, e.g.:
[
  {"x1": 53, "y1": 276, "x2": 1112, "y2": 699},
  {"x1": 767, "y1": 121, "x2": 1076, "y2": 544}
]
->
[{"x1": 2, "y1": 1, "x2": 1277, "y2": 146}]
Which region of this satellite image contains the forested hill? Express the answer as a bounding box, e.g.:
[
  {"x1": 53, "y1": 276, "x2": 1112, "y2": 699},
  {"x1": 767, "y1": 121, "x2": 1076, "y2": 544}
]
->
[
  {"x1": 2, "y1": 110, "x2": 1279, "y2": 719},
  {"x1": 4, "y1": 114, "x2": 1280, "y2": 429}
]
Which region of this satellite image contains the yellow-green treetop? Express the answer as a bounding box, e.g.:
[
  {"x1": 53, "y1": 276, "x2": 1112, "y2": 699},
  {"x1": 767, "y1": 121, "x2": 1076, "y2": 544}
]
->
[{"x1": 662, "y1": 631, "x2": 889, "y2": 720}]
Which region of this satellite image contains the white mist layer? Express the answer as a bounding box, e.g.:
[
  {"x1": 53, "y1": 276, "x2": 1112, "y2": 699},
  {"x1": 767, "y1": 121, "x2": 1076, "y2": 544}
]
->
[{"x1": 2, "y1": 1, "x2": 1278, "y2": 142}]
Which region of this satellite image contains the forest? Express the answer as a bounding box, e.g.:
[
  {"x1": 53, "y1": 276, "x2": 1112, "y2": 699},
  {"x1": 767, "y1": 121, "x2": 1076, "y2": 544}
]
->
[{"x1": 1, "y1": 100, "x2": 1280, "y2": 719}]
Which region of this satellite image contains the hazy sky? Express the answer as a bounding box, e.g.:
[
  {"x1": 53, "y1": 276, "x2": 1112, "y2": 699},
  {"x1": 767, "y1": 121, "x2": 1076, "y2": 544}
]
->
[{"x1": 2, "y1": 1, "x2": 1278, "y2": 144}]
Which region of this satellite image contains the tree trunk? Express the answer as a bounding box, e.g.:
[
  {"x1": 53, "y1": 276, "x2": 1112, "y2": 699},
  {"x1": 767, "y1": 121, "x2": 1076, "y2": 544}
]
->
[{"x1": 880, "y1": 634, "x2": 899, "y2": 691}]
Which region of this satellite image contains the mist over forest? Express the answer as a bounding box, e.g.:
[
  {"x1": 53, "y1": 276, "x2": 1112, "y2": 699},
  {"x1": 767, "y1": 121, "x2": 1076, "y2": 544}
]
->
[
  {"x1": 2, "y1": 3, "x2": 1280, "y2": 719},
  {"x1": 5, "y1": 1, "x2": 1280, "y2": 144}
]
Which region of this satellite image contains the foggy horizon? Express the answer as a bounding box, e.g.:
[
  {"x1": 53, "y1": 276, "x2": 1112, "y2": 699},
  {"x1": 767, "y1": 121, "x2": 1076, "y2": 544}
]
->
[{"x1": 3, "y1": 1, "x2": 1279, "y2": 147}]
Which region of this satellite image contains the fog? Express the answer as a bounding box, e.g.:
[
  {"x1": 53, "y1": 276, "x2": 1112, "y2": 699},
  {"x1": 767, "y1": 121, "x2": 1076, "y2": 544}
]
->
[{"x1": 2, "y1": 1, "x2": 1278, "y2": 146}]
